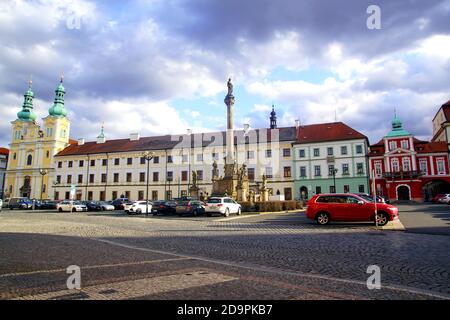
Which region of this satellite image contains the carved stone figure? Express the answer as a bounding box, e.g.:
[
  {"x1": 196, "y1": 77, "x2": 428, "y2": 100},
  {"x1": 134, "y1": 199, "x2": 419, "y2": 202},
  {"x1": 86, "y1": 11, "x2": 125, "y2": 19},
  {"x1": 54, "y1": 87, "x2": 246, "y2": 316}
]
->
[
  {"x1": 192, "y1": 170, "x2": 198, "y2": 188},
  {"x1": 227, "y1": 77, "x2": 233, "y2": 95},
  {"x1": 212, "y1": 160, "x2": 219, "y2": 178},
  {"x1": 261, "y1": 174, "x2": 267, "y2": 189}
]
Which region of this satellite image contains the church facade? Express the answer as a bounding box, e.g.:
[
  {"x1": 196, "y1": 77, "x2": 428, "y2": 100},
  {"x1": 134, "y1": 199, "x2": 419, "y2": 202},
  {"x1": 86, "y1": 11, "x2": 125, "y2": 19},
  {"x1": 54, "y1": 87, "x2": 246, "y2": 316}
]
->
[{"x1": 4, "y1": 77, "x2": 72, "y2": 200}]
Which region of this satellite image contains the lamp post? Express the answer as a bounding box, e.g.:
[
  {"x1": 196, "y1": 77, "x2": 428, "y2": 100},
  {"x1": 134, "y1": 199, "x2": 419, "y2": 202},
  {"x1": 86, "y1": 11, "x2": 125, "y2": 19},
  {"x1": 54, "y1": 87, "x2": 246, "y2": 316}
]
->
[
  {"x1": 331, "y1": 168, "x2": 338, "y2": 193},
  {"x1": 186, "y1": 129, "x2": 192, "y2": 194},
  {"x1": 141, "y1": 151, "x2": 154, "y2": 216},
  {"x1": 39, "y1": 169, "x2": 48, "y2": 202}
]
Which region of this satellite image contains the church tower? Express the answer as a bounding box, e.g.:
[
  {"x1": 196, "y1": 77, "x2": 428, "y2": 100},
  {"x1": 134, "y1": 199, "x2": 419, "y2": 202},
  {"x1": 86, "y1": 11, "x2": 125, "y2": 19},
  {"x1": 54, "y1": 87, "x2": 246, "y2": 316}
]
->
[
  {"x1": 4, "y1": 76, "x2": 71, "y2": 200},
  {"x1": 270, "y1": 105, "x2": 277, "y2": 129}
]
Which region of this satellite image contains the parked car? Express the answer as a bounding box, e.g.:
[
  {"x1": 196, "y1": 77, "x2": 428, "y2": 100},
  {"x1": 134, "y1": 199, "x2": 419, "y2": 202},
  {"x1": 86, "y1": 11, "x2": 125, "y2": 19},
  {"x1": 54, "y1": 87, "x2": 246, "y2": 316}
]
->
[
  {"x1": 0, "y1": 199, "x2": 2, "y2": 211},
  {"x1": 150, "y1": 200, "x2": 166, "y2": 214},
  {"x1": 155, "y1": 201, "x2": 178, "y2": 216},
  {"x1": 306, "y1": 193, "x2": 399, "y2": 226},
  {"x1": 438, "y1": 194, "x2": 450, "y2": 204},
  {"x1": 1, "y1": 198, "x2": 9, "y2": 208},
  {"x1": 205, "y1": 197, "x2": 241, "y2": 217},
  {"x1": 127, "y1": 201, "x2": 152, "y2": 214},
  {"x1": 124, "y1": 201, "x2": 136, "y2": 213},
  {"x1": 111, "y1": 198, "x2": 129, "y2": 210},
  {"x1": 36, "y1": 200, "x2": 58, "y2": 210},
  {"x1": 431, "y1": 194, "x2": 445, "y2": 203},
  {"x1": 9, "y1": 197, "x2": 33, "y2": 210},
  {"x1": 174, "y1": 199, "x2": 206, "y2": 216},
  {"x1": 99, "y1": 201, "x2": 115, "y2": 211},
  {"x1": 83, "y1": 201, "x2": 102, "y2": 211},
  {"x1": 57, "y1": 200, "x2": 88, "y2": 212}
]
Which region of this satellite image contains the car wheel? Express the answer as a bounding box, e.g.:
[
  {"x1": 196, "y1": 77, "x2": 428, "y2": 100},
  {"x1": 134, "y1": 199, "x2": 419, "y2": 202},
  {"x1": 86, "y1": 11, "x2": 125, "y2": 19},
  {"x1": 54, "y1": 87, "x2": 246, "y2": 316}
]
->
[
  {"x1": 316, "y1": 212, "x2": 330, "y2": 225},
  {"x1": 136, "y1": 209, "x2": 142, "y2": 214},
  {"x1": 153, "y1": 212, "x2": 157, "y2": 216},
  {"x1": 224, "y1": 208, "x2": 230, "y2": 217},
  {"x1": 376, "y1": 212, "x2": 389, "y2": 227},
  {"x1": 237, "y1": 208, "x2": 241, "y2": 216},
  {"x1": 206, "y1": 213, "x2": 212, "y2": 217},
  {"x1": 193, "y1": 209, "x2": 198, "y2": 216},
  {"x1": 72, "y1": 208, "x2": 76, "y2": 212},
  {"x1": 58, "y1": 208, "x2": 63, "y2": 212}
]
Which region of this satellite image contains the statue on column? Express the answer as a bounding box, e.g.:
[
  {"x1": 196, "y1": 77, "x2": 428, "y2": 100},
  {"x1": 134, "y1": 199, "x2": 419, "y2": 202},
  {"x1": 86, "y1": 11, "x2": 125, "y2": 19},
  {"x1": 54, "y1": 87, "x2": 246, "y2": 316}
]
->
[
  {"x1": 192, "y1": 170, "x2": 198, "y2": 188},
  {"x1": 212, "y1": 160, "x2": 219, "y2": 179},
  {"x1": 227, "y1": 78, "x2": 233, "y2": 95}
]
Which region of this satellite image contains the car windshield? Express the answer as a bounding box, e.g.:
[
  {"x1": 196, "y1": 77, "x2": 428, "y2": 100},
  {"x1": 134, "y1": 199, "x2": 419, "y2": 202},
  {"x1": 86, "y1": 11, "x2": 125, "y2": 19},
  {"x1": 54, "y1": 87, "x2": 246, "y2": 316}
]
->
[
  {"x1": 73, "y1": 201, "x2": 82, "y2": 205},
  {"x1": 208, "y1": 198, "x2": 221, "y2": 203}
]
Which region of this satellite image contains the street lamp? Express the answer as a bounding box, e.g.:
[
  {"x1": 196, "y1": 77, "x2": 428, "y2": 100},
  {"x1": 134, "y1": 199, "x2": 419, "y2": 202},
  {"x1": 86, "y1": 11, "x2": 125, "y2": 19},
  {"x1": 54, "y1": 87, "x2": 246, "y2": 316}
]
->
[
  {"x1": 39, "y1": 169, "x2": 48, "y2": 202},
  {"x1": 141, "y1": 151, "x2": 154, "y2": 216},
  {"x1": 331, "y1": 168, "x2": 338, "y2": 193},
  {"x1": 186, "y1": 129, "x2": 192, "y2": 193}
]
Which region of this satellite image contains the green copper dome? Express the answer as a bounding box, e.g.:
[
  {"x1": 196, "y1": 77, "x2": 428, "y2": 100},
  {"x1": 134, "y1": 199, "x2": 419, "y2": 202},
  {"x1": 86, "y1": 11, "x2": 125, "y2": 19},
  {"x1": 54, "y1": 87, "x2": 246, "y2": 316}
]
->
[
  {"x1": 17, "y1": 79, "x2": 37, "y2": 122},
  {"x1": 386, "y1": 114, "x2": 410, "y2": 137},
  {"x1": 48, "y1": 76, "x2": 68, "y2": 117}
]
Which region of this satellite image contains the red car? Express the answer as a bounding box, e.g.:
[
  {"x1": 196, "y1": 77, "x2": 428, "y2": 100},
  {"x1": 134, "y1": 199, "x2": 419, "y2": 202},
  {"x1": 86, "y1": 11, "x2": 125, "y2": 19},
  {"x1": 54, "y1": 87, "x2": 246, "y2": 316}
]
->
[
  {"x1": 306, "y1": 193, "x2": 399, "y2": 226},
  {"x1": 431, "y1": 194, "x2": 445, "y2": 203}
]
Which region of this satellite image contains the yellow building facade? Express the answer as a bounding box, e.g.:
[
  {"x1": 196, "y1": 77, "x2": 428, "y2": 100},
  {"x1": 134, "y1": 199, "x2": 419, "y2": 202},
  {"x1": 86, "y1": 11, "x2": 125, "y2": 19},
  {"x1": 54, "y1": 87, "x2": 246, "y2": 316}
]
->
[{"x1": 5, "y1": 78, "x2": 71, "y2": 200}]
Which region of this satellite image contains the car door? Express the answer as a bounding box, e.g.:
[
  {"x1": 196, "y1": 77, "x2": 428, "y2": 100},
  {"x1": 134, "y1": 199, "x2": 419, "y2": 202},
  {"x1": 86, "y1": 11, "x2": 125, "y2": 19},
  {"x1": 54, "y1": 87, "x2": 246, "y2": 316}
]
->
[
  {"x1": 232, "y1": 199, "x2": 240, "y2": 213},
  {"x1": 327, "y1": 195, "x2": 348, "y2": 220},
  {"x1": 345, "y1": 196, "x2": 373, "y2": 221}
]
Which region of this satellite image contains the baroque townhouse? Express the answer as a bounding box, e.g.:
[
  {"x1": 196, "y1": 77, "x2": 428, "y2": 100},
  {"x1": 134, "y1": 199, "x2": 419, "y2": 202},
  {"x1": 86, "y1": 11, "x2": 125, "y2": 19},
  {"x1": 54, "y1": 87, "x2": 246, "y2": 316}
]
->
[
  {"x1": 293, "y1": 122, "x2": 370, "y2": 200},
  {"x1": 431, "y1": 100, "x2": 450, "y2": 159},
  {"x1": 369, "y1": 114, "x2": 450, "y2": 202},
  {"x1": 52, "y1": 124, "x2": 297, "y2": 202}
]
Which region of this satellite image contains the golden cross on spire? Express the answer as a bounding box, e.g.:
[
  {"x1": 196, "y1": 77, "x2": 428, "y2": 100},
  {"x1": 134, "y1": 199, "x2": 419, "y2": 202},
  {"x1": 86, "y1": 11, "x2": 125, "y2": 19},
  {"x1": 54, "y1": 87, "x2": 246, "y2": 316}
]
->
[
  {"x1": 28, "y1": 74, "x2": 32, "y2": 88},
  {"x1": 60, "y1": 72, "x2": 64, "y2": 83}
]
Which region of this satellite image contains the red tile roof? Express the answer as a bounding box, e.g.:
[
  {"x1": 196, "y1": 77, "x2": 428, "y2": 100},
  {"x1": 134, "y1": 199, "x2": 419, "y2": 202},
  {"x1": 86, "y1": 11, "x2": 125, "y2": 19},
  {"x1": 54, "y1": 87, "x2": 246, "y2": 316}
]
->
[
  {"x1": 415, "y1": 141, "x2": 448, "y2": 153},
  {"x1": 296, "y1": 122, "x2": 367, "y2": 144},
  {"x1": 0, "y1": 147, "x2": 9, "y2": 155},
  {"x1": 56, "y1": 127, "x2": 298, "y2": 157}
]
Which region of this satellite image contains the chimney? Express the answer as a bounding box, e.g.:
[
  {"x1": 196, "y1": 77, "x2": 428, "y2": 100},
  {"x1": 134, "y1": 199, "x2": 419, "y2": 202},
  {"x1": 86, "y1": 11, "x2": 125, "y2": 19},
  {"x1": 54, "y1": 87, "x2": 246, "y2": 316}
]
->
[
  {"x1": 78, "y1": 138, "x2": 85, "y2": 145},
  {"x1": 130, "y1": 133, "x2": 140, "y2": 141}
]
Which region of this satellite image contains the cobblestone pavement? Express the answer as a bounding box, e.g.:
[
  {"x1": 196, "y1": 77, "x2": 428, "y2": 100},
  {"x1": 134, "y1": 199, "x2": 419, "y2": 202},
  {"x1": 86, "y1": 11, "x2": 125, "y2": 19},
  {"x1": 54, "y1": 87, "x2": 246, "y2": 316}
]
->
[{"x1": 0, "y1": 208, "x2": 449, "y2": 300}]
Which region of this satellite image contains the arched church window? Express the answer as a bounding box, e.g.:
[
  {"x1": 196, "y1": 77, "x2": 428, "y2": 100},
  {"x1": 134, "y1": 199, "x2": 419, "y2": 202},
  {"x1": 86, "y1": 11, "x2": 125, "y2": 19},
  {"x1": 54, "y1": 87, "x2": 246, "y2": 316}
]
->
[{"x1": 27, "y1": 154, "x2": 32, "y2": 166}]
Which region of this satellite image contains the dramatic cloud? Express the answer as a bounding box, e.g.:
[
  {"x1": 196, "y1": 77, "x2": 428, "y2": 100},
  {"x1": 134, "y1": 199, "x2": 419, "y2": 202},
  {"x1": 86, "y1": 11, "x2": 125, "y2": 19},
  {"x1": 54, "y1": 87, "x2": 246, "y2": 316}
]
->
[{"x1": 0, "y1": 0, "x2": 449, "y2": 147}]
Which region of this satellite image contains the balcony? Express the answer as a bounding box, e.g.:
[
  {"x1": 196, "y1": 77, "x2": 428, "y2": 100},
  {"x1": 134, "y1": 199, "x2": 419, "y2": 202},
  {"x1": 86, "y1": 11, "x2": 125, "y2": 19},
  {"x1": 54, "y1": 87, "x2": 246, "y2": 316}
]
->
[{"x1": 383, "y1": 171, "x2": 423, "y2": 180}]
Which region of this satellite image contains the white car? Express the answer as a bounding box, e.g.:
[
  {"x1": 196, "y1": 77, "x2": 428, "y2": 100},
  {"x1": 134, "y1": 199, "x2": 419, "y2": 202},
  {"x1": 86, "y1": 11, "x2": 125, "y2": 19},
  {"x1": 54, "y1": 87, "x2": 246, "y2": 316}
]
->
[
  {"x1": 127, "y1": 201, "x2": 152, "y2": 214},
  {"x1": 438, "y1": 194, "x2": 450, "y2": 204},
  {"x1": 205, "y1": 197, "x2": 241, "y2": 217},
  {"x1": 124, "y1": 201, "x2": 136, "y2": 213},
  {"x1": 99, "y1": 201, "x2": 115, "y2": 211},
  {"x1": 0, "y1": 199, "x2": 2, "y2": 211},
  {"x1": 57, "y1": 200, "x2": 88, "y2": 212}
]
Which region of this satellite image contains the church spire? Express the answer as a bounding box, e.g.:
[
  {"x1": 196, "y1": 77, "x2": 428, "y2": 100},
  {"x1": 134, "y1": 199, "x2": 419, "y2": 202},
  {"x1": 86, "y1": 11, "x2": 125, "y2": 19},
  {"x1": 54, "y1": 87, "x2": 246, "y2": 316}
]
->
[
  {"x1": 270, "y1": 104, "x2": 277, "y2": 129},
  {"x1": 48, "y1": 75, "x2": 68, "y2": 117},
  {"x1": 17, "y1": 75, "x2": 37, "y2": 122}
]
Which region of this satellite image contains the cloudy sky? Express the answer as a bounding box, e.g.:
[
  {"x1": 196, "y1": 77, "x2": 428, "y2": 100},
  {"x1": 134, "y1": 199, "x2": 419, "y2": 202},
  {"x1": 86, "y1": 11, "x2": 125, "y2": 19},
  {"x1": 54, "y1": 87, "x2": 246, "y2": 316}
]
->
[{"x1": 1, "y1": 0, "x2": 449, "y2": 147}]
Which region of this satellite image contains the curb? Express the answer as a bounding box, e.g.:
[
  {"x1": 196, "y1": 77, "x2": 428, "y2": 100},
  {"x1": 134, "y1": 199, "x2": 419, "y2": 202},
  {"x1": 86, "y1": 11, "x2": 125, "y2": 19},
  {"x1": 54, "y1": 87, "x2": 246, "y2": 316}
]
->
[
  {"x1": 242, "y1": 209, "x2": 305, "y2": 215},
  {"x1": 379, "y1": 219, "x2": 406, "y2": 231}
]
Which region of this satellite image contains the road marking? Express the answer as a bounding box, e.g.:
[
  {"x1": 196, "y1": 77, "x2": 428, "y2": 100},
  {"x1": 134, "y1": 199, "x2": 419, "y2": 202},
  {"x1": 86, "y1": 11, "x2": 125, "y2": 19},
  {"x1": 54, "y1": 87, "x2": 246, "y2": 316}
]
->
[
  {"x1": 92, "y1": 238, "x2": 450, "y2": 300},
  {"x1": 0, "y1": 258, "x2": 190, "y2": 279},
  {"x1": 16, "y1": 271, "x2": 237, "y2": 300}
]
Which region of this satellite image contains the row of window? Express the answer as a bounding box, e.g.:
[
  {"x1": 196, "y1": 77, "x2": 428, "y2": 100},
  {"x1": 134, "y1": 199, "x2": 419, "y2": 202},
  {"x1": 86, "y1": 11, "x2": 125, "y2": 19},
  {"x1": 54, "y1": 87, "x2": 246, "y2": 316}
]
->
[
  {"x1": 374, "y1": 158, "x2": 447, "y2": 175},
  {"x1": 57, "y1": 149, "x2": 293, "y2": 169},
  {"x1": 311, "y1": 185, "x2": 366, "y2": 195},
  {"x1": 388, "y1": 140, "x2": 409, "y2": 151},
  {"x1": 56, "y1": 166, "x2": 295, "y2": 185},
  {"x1": 299, "y1": 163, "x2": 365, "y2": 178},
  {"x1": 14, "y1": 128, "x2": 66, "y2": 140},
  {"x1": 298, "y1": 145, "x2": 364, "y2": 158}
]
